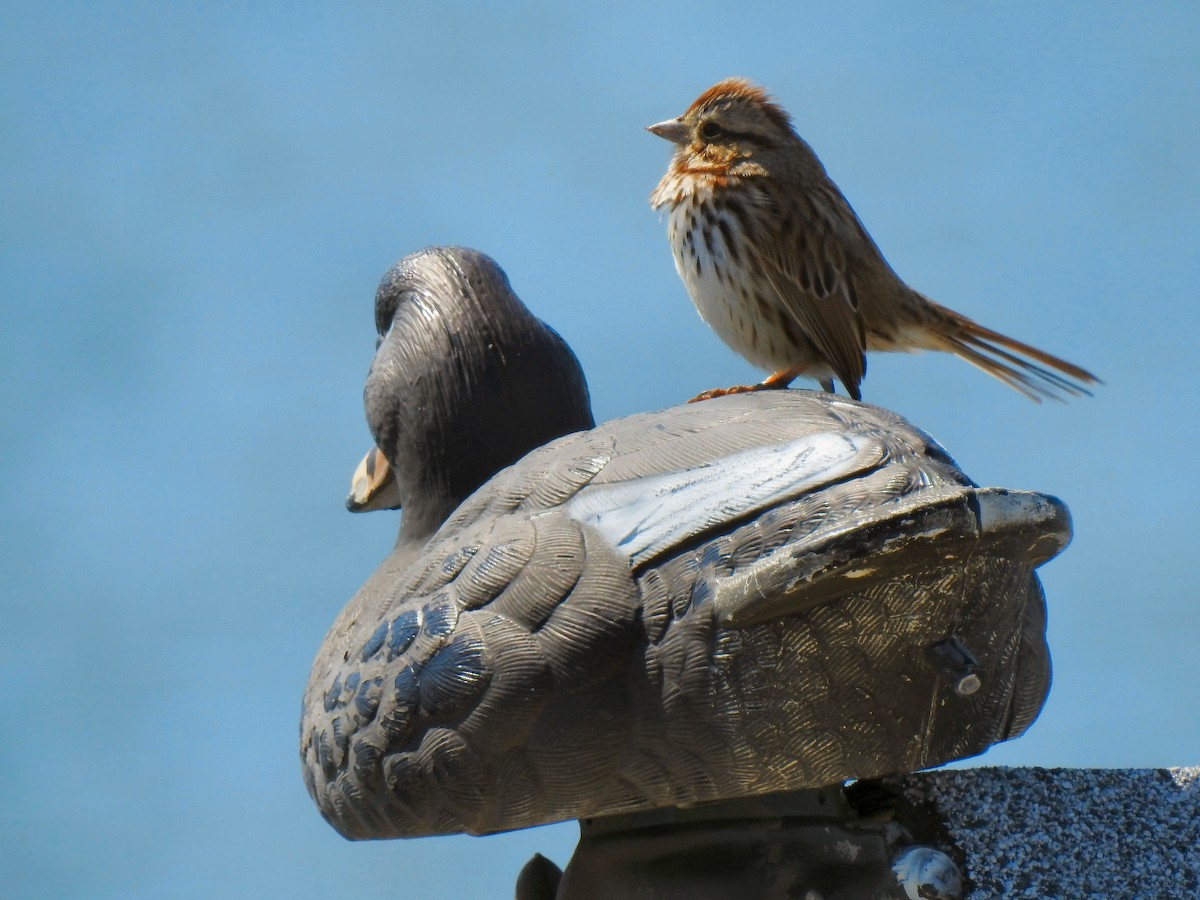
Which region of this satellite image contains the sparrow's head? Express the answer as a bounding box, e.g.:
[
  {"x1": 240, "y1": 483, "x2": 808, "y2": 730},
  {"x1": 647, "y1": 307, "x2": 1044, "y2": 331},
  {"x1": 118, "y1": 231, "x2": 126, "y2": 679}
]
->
[{"x1": 648, "y1": 78, "x2": 794, "y2": 173}]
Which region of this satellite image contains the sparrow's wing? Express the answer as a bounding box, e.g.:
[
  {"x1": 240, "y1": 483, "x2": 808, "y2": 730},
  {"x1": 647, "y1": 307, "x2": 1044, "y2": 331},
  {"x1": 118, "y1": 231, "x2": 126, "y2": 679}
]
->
[{"x1": 742, "y1": 182, "x2": 868, "y2": 398}]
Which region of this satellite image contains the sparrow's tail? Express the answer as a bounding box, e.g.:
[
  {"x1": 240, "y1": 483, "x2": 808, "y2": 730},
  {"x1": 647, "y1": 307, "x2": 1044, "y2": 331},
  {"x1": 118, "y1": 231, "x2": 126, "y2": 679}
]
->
[{"x1": 928, "y1": 302, "x2": 1101, "y2": 402}]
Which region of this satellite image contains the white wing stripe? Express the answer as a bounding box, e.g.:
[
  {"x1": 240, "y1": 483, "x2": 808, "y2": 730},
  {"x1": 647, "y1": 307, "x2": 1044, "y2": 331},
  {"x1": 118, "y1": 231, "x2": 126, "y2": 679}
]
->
[{"x1": 565, "y1": 432, "x2": 883, "y2": 566}]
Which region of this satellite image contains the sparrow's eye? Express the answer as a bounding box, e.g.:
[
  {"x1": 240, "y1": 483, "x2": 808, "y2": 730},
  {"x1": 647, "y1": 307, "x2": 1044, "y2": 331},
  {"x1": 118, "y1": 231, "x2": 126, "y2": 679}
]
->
[{"x1": 699, "y1": 121, "x2": 725, "y2": 140}]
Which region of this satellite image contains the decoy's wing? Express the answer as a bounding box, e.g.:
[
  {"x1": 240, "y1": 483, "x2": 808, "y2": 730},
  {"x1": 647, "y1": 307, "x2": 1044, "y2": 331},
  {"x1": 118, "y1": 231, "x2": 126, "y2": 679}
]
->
[
  {"x1": 302, "y1": 426, "x2": 643, "y2": 839},
  {"x1": 555, "y1": 392, "x2": 1070, "y2": 628}
]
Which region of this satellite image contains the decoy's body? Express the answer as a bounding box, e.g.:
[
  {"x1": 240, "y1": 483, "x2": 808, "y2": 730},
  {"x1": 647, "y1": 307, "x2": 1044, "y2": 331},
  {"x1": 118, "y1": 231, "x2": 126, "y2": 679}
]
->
[{"x1": 301, "y1": 248, "x2": 1063, "y2": 840}]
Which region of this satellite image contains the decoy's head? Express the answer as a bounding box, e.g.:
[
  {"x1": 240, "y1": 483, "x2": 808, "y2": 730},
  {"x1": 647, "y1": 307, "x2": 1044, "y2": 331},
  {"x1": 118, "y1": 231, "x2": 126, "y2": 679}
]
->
[{"x1": 361, "y1": 247, "x2": 594, "y2": 543}]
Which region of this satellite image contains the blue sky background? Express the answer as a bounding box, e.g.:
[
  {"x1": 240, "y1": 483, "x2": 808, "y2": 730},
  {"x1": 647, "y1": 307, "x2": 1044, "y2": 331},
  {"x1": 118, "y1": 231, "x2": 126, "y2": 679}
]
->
[{"x1": 3, "y1": 3, "x2": 1197, "y2": 897}]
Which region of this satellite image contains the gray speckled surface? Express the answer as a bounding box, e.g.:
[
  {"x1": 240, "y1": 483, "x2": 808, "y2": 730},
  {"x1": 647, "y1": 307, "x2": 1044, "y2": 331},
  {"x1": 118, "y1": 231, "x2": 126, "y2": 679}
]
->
[{"x1": 894, "y1": 767, "x2": 1200, "y2": 898}]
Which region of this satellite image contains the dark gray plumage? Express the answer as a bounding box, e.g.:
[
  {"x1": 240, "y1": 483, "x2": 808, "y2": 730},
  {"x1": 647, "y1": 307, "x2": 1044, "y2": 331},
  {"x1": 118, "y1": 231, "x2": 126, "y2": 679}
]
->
[
  {"x1": 362, "y1": 247, "x2": 594, "y2": 546},
  {"x1": 301, "y1": 247, "x2": 1063, "y2": 840}
]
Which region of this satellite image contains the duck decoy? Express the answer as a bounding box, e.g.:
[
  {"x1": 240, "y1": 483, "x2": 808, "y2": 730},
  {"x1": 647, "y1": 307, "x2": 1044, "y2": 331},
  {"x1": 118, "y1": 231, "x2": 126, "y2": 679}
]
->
[{"x1": 301, "y1": 247, "x2": 1064, "y2": 841}]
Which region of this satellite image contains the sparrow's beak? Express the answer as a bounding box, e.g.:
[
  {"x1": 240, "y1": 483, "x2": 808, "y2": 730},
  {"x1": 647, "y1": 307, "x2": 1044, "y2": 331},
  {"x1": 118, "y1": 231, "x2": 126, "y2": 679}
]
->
[
  {"x1": 346, "y1": 445, "x2": 402, "y2": 513},
  {"x1": 646, "y1": 118, "x2": 689, "y2": 145}
]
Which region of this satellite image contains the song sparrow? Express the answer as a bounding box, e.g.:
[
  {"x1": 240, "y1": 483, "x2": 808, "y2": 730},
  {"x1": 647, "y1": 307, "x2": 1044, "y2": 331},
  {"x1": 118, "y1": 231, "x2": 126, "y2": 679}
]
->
[{"x1": 649, "y1": 78, "x2": 1099, "y2": 402}]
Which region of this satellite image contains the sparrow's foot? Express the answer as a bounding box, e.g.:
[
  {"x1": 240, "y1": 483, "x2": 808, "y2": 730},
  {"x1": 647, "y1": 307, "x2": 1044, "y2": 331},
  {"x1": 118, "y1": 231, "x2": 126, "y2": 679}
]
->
[{"x1": 689, "y1": 382, "x2": 779, "y2": 403}]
